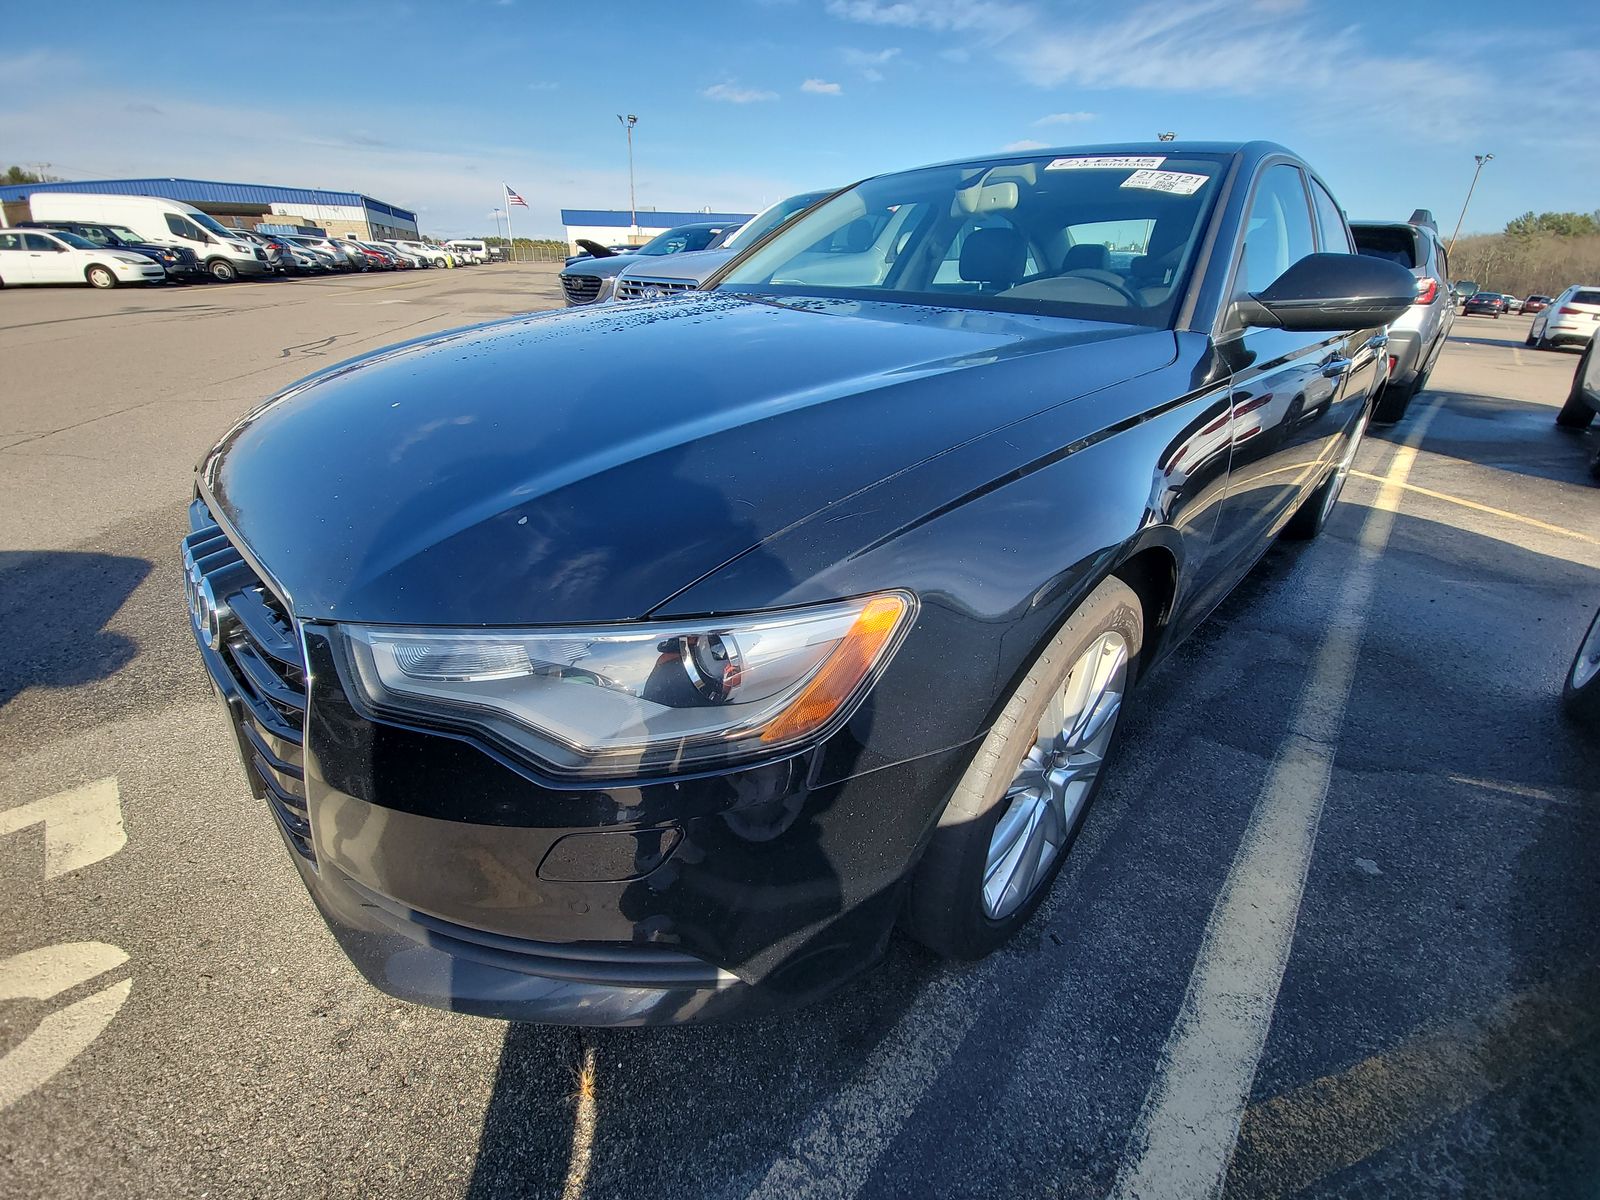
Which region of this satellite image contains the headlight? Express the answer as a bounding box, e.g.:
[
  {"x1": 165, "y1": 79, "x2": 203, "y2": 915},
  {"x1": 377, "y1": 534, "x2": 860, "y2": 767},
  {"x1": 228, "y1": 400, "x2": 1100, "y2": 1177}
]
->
[{"x1": 337, "y1": 592, "x2": 914, "y2": 778}]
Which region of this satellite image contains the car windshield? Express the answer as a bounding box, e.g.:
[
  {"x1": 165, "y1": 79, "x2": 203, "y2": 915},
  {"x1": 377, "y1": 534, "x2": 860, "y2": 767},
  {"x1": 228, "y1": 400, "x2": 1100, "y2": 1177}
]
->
[
  {"x1": 186, "y1": 210, "x2": 237, "y2": 239},
  {"x1": 714, "y1": 152, "x2": 1228, "y2": 326},
  {"x1": 722, "y1": 191, "x2": 833, "y2": 252},
  {"x1": 637, "y1": 226, "x2": 721, "y2": 256},
  {"x1": 52, "y1": 230, "x2": 98, "y2": 250}
]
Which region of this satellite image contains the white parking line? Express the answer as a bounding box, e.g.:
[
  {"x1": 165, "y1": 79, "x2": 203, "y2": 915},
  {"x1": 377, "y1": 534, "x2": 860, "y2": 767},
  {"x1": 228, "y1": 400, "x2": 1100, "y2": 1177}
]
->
[{"x1": 1108, "y1": 404, "x2": 1439, "y2": 1200}]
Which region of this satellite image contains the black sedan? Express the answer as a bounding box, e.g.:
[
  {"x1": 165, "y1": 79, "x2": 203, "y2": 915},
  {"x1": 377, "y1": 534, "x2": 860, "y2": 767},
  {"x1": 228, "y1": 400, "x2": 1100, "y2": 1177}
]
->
[
  {"x1": 183, "y1": 141, "x2": 1414, "y2": 1025},
  {"x1": 1462, "y1": 291, "x2": 1506, "y2": 317}
]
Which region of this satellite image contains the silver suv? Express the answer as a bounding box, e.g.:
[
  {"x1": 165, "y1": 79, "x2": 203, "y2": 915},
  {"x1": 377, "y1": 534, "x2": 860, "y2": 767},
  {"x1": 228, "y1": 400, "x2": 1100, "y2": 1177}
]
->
[{"x1": 1351, "y1": 210, "x2": 1454, "y2": 423}]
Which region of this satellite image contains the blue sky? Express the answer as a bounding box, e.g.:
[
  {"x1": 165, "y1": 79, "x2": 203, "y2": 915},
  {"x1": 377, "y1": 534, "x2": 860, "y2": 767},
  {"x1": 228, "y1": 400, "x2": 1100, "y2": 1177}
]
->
[{"x1": 3, "y1": 0, "x2": 1594, "y2": 239}]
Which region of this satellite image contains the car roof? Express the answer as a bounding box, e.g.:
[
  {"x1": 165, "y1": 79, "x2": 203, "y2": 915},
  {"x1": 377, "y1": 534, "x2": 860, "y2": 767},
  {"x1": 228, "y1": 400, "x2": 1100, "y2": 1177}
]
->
[{"x1": 916, "y1": 139, "x2": 1287, "y2": 174}]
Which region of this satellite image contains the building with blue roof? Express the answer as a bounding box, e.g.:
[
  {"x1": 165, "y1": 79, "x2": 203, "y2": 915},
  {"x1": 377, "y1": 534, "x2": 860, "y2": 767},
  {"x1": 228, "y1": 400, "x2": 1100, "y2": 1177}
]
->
[
  {"x1": 560, "y1": 208, "x2": 754, "y2": 252},
  {"x1": 0, "y1": 178, "x2": 420, "y2": 240}
]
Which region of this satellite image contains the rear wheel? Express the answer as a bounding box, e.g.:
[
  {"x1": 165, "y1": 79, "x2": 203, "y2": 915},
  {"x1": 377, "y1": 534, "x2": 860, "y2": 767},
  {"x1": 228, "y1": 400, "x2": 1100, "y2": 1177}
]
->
[
  {"x1": 1563, "y1": 608, "x2": 1600, "y2": 724},
  {"x1": 207, "y1": 258, "x2": 237, "y2": 283},
  {"x1": 1557, "y1": 343, "x2": 1597, "y2": 429},
  {"x1": 1282, "y1": 406, "x2": 1369, "y2": 539},
  {"x1": 86, "y1": 265, "x2": 117, "y2": 289},
  {"x1": 904, "y1": 576, "x2": 1141, "y2": 959}
]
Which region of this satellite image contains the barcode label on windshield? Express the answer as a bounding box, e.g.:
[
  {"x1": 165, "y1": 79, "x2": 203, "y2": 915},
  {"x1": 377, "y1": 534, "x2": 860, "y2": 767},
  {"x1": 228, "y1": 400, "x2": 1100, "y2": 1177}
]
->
[
  {"x1": 1120, "y1": 169, "x2": 1209, "y2": 195},
  {"x1": 1045, "y1": 156, "x2": 1166, "y2": 171}
]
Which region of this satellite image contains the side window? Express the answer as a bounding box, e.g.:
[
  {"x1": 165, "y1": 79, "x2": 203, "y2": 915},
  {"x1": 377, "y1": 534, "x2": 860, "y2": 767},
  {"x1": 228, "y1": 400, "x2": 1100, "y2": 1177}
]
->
[
  {"x1": 164, "y1": 214, "x2": 203, "y2": 241},
  {"x1": 22, "y1": 233, "x2": 60, "y2": 252},
  {"x1": 1240, "y1": 164, "x2": 1316, "y2": 295},
  {"x1": 1310, "y1": 181, "x2": 1352, "y2": 253},
  {"x1": 0, "y1": 232, "x2": 22, "y2": 252}
]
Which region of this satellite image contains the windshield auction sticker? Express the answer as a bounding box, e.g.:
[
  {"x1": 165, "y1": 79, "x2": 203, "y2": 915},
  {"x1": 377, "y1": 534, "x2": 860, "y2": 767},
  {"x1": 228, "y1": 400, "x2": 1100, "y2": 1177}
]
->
[
  {"x1": 1120, "y1": 169, "x2": 1209, "y2": 195},
  {"x1": 1045, "y1": 156, "x2": 1166, "y2": 171}
]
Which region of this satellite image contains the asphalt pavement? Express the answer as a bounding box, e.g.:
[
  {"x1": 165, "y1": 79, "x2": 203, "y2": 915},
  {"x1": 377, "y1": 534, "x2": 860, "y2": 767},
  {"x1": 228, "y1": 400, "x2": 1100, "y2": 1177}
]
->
[{"x1": 1, "y1": 272, "x2": 1597, "y2": 1199}]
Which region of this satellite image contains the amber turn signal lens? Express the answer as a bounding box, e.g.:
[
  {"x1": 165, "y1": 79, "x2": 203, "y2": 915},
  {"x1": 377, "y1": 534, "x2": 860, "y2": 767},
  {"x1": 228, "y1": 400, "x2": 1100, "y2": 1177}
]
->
[{"x1": 760, "y1": 593, "x2": 909, "y2": 743}]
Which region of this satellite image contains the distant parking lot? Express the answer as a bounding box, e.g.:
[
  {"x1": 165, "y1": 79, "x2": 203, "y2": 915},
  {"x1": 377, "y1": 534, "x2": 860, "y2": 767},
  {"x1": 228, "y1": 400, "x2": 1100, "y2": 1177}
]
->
[{"x1": 1, "y1": 280, "x2": 1597, "y2": 1198}]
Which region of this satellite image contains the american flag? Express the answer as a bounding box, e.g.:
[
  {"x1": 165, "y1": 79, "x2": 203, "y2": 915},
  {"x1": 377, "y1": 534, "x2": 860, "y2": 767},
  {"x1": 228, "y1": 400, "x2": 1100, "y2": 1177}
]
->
[{"x1": 505, "y1": 185, "x2": 529, "y2": 208}]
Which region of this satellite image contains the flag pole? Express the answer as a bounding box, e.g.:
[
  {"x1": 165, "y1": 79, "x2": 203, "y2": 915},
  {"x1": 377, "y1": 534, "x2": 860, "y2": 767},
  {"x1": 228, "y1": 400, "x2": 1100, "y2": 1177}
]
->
[{"x1": 503, "y1": 186, "x2": 515, "y2": 263}]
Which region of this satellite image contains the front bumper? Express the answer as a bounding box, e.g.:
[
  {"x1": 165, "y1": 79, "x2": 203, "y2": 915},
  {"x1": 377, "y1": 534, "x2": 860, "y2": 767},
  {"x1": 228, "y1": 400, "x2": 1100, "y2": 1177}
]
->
[{"x1": 185, "y1": 509, "x2": 973, "y2": 1024}]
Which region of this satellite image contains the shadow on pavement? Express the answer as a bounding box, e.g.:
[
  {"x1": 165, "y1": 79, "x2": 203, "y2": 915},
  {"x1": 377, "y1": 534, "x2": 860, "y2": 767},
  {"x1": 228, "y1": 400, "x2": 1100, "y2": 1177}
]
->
[
  {"x1": 0, "y1": 549, "x2": 149, "y2": 709},
  {"x1": 1371, "y1": 390, "x2": 1600, "y2": 488}
]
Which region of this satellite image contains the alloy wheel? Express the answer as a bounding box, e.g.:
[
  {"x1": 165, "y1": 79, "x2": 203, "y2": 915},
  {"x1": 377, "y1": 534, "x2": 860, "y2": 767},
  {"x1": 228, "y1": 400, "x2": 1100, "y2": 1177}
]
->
[{"x1": 982, "y1": 630, "x2": 1128, "y2": 920}]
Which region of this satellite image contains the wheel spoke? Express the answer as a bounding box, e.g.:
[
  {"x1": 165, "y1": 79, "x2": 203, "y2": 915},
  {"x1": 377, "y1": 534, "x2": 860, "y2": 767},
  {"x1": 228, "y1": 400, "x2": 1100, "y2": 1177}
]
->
[{"x1": 981, "y1": 627, "x2": 1131, "y2": 920}]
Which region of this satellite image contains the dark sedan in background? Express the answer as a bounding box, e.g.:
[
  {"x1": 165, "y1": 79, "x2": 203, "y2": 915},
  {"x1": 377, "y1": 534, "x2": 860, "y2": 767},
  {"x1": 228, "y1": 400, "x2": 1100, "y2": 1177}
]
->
[
  {"x1": 1462, "y1": 291, "x2": 1507, "y2": 317},
  {"x1": 183, "y1": 141, "x2": 1414, "y2": 1025}
]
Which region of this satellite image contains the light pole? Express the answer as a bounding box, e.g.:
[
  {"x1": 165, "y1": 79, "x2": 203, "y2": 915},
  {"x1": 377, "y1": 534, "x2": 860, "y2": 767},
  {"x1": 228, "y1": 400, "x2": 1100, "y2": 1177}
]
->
[
  {"x1": 617, "y1": 113, "x2": 638, "y2": 241},
  {"x1": 1448, "y1": 153, "x2": 1494, "y2": 254}
]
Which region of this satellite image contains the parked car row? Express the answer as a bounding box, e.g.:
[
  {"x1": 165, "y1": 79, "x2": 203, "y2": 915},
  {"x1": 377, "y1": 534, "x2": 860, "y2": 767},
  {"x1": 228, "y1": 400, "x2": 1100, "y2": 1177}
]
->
[{"x1": 0, "y1": 191, "x2": 493, "y2": 290}]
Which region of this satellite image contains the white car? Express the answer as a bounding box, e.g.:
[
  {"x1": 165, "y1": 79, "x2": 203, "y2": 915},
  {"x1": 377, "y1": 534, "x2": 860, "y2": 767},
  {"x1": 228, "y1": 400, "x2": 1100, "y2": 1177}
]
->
[
  {"x1": 0, "y1": 227, "x2": 165, "y2": 288},
  {"x1": 387, "y1": 239, "x2": 451, "y2": 268},
  {"x1": 1529, "y1": 285, "x2": 1600, "y2": 350}
]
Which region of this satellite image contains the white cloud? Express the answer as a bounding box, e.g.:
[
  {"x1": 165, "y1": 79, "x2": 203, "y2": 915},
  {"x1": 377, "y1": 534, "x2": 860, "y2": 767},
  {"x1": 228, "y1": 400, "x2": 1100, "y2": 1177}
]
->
[
  {"x1": 1001, "y1": 139, "x2": 1048, "y2": 152},
  {"x1": 801, "y1": 78, "x2": 844, "y2": 95},
  {"x1": 701, "y1": 81, "x2": 779, "y2": 103},
  {"x1": 527, "y1": 81, "x2": 560, "y2": 91},
  {"x1": 826, "y1": 0, "x2": 1029, "y2": 34},
  {"x1": 840, "y1": 46, "x2": 902, "y2": 65},
  {"x1": 1035, "y1": 111, "x2": 1096, "y2": 125}
]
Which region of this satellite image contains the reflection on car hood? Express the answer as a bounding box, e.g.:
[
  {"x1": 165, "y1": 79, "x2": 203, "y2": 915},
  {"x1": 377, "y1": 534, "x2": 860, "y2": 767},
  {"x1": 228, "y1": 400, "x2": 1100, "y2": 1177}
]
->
[
  {"x1": 204, "y1": 294, "x2": 1173, "y2": 625},
  {"x1": 616, "y1": 248, "x2": 735, "y2": 286}
]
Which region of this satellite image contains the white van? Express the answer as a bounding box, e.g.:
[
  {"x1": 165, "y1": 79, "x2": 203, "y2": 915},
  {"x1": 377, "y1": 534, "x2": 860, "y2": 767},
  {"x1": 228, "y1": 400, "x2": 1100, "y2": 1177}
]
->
[
  {"x1": 26, "y1": 193, "x2": 268, "y2": 281},
  {"x1": 389, "y1": 239, "x2": 450, "y2": 267},
  {"x1": 445, "y1": 239, "x2": 488, "y2": 264}
]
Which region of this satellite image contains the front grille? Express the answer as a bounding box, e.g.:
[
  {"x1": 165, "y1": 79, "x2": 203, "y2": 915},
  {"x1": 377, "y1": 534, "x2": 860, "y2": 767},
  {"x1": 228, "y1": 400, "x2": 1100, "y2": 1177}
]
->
[
  {"x1": 562, "y1": 274, "x2": 602, "y2": 304},
  {"x1": 615, "y1": 276, "x2": 698, "y2": 302},
  {"x1": 183, "y1": 502, "x2": 314, "y2": 862}
]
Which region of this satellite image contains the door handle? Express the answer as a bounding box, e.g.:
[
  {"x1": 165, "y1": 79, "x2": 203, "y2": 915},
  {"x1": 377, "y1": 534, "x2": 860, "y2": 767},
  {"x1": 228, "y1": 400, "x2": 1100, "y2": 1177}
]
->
[
  {"x1": 1366, "y1": 334, "x2": 1389, "y2": 349},
  {"x1": 1321, "y1": 358, "x2": 1353, "y2": 378}
]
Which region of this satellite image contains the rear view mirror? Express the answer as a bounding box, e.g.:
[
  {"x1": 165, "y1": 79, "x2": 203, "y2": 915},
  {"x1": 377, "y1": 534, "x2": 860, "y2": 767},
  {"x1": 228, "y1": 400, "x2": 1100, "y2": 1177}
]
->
[{"x1": 1243, "y1": 253, "x2": 1416, "y2": 332}]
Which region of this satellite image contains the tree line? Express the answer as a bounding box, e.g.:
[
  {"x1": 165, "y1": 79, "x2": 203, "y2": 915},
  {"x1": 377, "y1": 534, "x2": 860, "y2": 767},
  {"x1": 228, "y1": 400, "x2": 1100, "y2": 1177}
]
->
[{"x1": 1451, "y1": 210, "x2": 1600, "y2": 299}]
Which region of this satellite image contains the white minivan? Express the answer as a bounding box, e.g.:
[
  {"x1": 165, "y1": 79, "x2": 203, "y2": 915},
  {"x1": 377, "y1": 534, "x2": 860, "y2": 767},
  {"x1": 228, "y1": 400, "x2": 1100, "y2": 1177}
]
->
[
  {"x1": 27, "y1": 193, "x2": 268, "y2": 281},
  {"x1": 445, "y1": 238, "x2": 488, "y2": 264}
]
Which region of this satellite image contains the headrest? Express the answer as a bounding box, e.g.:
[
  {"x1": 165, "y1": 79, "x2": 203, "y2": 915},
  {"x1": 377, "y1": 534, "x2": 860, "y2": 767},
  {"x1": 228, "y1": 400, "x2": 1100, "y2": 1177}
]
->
[
  {"x1": 959, "y1": 227, "x2": 1026, "y2": 285},
  {"x1": 1063, "y1": 243, "x2": 1110, "y2": 272}
]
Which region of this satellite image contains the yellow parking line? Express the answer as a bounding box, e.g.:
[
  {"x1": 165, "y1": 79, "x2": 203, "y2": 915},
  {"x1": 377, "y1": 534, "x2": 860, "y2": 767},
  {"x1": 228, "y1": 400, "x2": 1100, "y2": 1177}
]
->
[
  {"x1": 1348, "y1": 471, "x2": 1599, "y2": 545},
  {"x1": 1512, "y1": 347, "x2": 1527, "y2": 367},
  {"x1": 1225, "y1": 964, "x2": 1600, "y2": 1198}
]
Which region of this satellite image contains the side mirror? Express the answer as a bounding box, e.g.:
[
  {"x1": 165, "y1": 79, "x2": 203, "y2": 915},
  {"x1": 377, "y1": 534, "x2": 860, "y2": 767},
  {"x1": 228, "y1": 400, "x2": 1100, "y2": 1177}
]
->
[{"x1": 1241, "y1": 253, "x2": 1416, "y2": 332}]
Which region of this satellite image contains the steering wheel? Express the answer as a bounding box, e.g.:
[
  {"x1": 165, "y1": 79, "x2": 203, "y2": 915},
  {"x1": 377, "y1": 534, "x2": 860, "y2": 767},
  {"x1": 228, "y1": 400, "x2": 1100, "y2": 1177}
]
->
[{"x1": 1060, "y1": 268, "x2": 1144, "y2": 306}]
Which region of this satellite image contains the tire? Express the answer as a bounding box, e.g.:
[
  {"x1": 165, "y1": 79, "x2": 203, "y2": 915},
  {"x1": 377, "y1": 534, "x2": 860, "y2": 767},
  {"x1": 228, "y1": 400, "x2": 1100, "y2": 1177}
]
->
[
  {"x1": 1372, "y1": 373, "x2": 1420, "y2": 424},
  {"x1": 86, "y1": 265, "x2": 117, "y2": 289},
  {"x1": 1557, "y1": 344, "x2": 1597, "y2": 428},
  {"x1": 207, "y1": 258, "x2": 238, "y2": 283},
  {"x1": 1526, "y1": 334, "x2": 1538, "y2": 348},
  {"x1": 1282, "y1": 406, "x2": 1370, "y2": 540},
  {"x1": 434, "y1": 257, "x2": 446, "y2": 268},
  {"x1": 903, "y1": 576, "x2": 1143, "y2": 959},
  {"x1": 1562, "y1": 608, "x2": 1600, "y2": 724}
]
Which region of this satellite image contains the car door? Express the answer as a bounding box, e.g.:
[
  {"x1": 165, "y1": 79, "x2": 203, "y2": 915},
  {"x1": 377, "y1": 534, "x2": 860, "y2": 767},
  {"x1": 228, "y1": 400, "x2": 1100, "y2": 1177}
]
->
[
  {"x1": 23, "y1": 232, "x2": 77, "y2": 283},
  {"x1": 0, "y1": 231, "x2": 38, "y2": 283},
  {"x1": 1307, "y1": 176, "x2": 1383, "y2": 422},
  {"x1": 1209, "y1": 163, "x2": 1352, "y2": 573}
]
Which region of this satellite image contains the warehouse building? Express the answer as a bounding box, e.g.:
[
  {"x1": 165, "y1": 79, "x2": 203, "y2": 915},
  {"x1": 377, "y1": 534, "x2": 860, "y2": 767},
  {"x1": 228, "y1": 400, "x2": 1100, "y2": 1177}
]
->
[
  {"x1": 0, "y1": 178, "x2": 419, "y2": 240},
  {"x1": 561, "y1": 208, "x2": 754, "y2": 253}
]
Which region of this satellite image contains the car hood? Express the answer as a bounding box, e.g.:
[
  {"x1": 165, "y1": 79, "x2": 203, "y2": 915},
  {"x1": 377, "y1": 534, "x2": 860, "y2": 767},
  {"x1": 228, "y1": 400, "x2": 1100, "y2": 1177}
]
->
[
  {"x1": 561, "y1": 253, "x2": 662, "y2": 280},
  {"x1": 202, "y1": 293, "x2": 1174, "y2": 625},
  {"x1": 617, "y1": 249, "x2": 734, "y2": 286}
]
